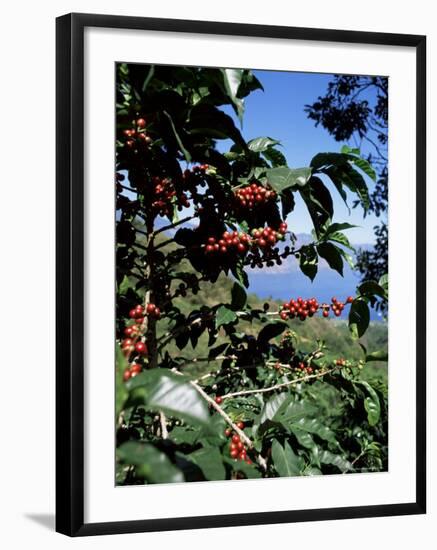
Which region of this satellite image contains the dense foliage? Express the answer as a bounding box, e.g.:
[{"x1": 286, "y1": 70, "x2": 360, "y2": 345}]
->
[
  {"x1": 115, "y1": 64, "x2": 388, "y2": 484},
  {"x1": 305, "y1": 75, "x2": 388, "y2": 299}
]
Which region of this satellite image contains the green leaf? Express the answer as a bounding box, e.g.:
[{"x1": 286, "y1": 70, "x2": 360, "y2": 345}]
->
[
  {"x1": 262, "y1": 147, "x2": 287, "y2": 168},
  {"x1": 348, "y1": 299, "x2": 370, "y2": 338},
  {"x1": 117, "y1": 441, "x2": 184, "y2": 483},
  {"x1": 188, "y1": 104, "x2": 247, "y2": 151},
  {"x1": 357, "y1": 281, "x2": 387, "y2": 300},
  {"x1": 341, "y1": 144, "x2": 361, "y2": 155},
  {"x1": 231, "y1": 260, "x2": 249, "y2": 288},
  {"x1": 299, "y1": 244, "x2": 318, "y2": 281},
  {"x1": 325, "y1": 222, "x2": 357, "y2": 235},
  {"x1": 271, "y1": 440, "x2": 304, "y2": 477},
  {"x1": 127, "y1": 370, "x2": 210, "y2": 428},
  {"x1": 187, "y1": 447, "x2": 226, "y2": 480},
  {"x1": 327, "y1": 231, "x2": 355, "y2": 251},
  {"x1": 169, "y1": 426, "x2": 199, "y2": 445},
  {"x1": 318, "y1": 449, "x2": 352, "y2": 473},
  {"x1": 231, "y1": 282, "x2": 247, "y2": 310},
  {"x1": 115, "y1": 343, "x2": 128, "y2": 417},
  {"x1": 266, "y1": 166, "x2": 312, "y2": 193},
  {"x1": 358, "y1": 381, "x2": 381, "y2": 426},
  {"x1": 365, "y1": 349, "x2": 388, "y2": 362},
  {"x1": 223, "y1": 456, "x2": 262, "y2": 478},
  {"x1": 339, "y1": 248, "x2": 355, "y2": 269},
  {"x1": 221, "y1": 68, "x2": 245, "y2": 122},
  {"x1": 215, "y1": 305, "x2": 237, "y2": 328},
  {"x1": 300, "y1": 176, "x2": 333, "y2": 237},
  {"x1": 208, "y1": 343, "x2": 229, "y2": 360},
  {"x1": 257, "y1": 321, "x2": 288, "y2": 344},
  {"x1": 163, "y1": 110, "x2": 191, "y2": 162},
  {"x1": 352, "y1": 157, "x2": 377, "y2": 182},
  {"x1": 291, "y1": 418, "x2": 338, "y2": 445},
  {"x1": 248, "y1": 137, "x2": 280, "y2": 152},
  {"x1": 317, "y1": 242, "x2": 344, "y2": 276}
]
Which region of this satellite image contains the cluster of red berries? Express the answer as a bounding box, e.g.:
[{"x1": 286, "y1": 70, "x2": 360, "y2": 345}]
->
[
  {"x1": 128, "y1": 303, "x2": 161, "y2": 322},
  {"x1": 279, "y1": 295, "x2": 354, "y2": 321},
  {"x1": 205, "y1": 231, "x2": 250, "y2": 255},
  {"x1": 280, "y1": 297, "x2": 320, "y2": 321},
  {"x1": 123, "y1": 363, "x2": 142, "y2": 382},
  {"x1": 182, "y1": 164, "x2": 209, "y2": 185},
  {"x1": 251, "y1": 224, "x2": 287, "y2": 248},
  {"x1": 234, "y1": 183, "x2": 276, "y2": 209},
  {"x1": 123, "y1": 117, "x2": 152, "y2": 148},
  {"x1": 204, "y1": 224, "x2": 287, "y2": 258},
  {"x1": 329, "y1": 296, "x2": 353, "y2": 317},
  {"x1": 145, "y1": 303, "x2": 161, "y2": 319},
  {"x1": 224, "y1": 423, "x2": 253, "y2": 464},
  {"x1": 129, "y1": 304, "x2": 145, "y2": 323},
  {"x1": 151, "y1": 176, "x2": 190, "y2": 217},
  {"x1": 121, "y1": 337, "x2": 148, "y2": 357}
]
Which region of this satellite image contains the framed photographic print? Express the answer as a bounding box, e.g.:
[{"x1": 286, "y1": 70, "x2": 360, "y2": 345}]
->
[{"x1": 56, "y1": 13, "x2": 426, "y2": 536}]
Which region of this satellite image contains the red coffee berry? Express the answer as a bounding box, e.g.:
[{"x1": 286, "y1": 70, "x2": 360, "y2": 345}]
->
[
  {"x1": 346, "y1": 296, "x2": 354, "y2": 303},
  {"x1": 236, "y1": 421, "x2": 245, "y2": 430},
  {"x1": 130, "y1": 363, "x2": 142, "y2": 374},
  {"x1": 230, "y1": 449, "x2": 239, "y2": 459},
  {"x1": 231, "y1": 434, "x2": 240, "y2": 444},
  {"x1": 323, "y1": 310, "x2": 329, "y2": 318},
  {"x1": 225, "y1": 428, "x2": 232, "y2": 437},
  {"x1": 215, "y1": 396, "x2": 223, "y2": 404},
  {"x1": 123, "y1": 368, "x2": 131, "y2": 381},
  {"x1": 135, "y1": 341, "x2": 148, "y2": 355},
  {"x1": 136, "y1": 118, "x2": 146, "y2": 128}
]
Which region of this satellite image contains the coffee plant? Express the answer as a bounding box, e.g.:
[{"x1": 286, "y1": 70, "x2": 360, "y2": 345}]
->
[{"x1": 115, "y1": 63, "x2": 388, "y2": 484}]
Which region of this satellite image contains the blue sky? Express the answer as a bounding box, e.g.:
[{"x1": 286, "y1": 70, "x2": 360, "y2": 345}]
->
[{"x1": 218, "y1": 69, "x2": 384, "y2": 245}]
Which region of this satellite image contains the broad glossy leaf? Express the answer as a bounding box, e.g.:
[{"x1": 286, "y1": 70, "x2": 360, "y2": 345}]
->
[
  {"x1": 117, "y1": 441, "x2": 184, "y2": 483},
  {"x1": 318, "y1": 449, "x2": 352, "y2": 473},
  {"x1": 248, "y1": 137, "x2": 280, "y2": 152},
  {"x1": 327, "y1": 231, "x2": 355, "y2": 251},
  {"x1": 127, "y1": 370, "x2": 210, "y2": 428},
  {"x1": 317, "y1": 242, "x2": 344, "y2": 276},
  {"x1": 358, "y1": 381, "x2": 381, "y2": 426},
  {"x1": 215, "y1": 305, "x2": 237, "y2": 328},
  {"x1": 231, "y1": 281, "x2": 247, "y2": 310},
  {"x1": 221, "y1": 68, "x2": 245, "y2": 122},
  {"x1": 188, "y1": 447, "x2": 226, "y2": 480},
  {"x1": 349, "y1": 299, "x2": 370, "y2": 338},
  {"x1": 266, "y1": 166, "x2": 312, "y2": 193},
  {"x1": 231, "y1": 260, "x2": 249, "y2": 288},
  {"x1": 271, "y1": 440, "x2": 304, "y2": 477},
  {"x1": 257, "y1": 321, "x2": 287, "y2": 344},
  {"x1": 169, "y1": 426, "x2": 199, "y2": 445},
  {"x1": 299, "y1": 244, "x2": 318, "y2": 281},
  {"x1": 358, "y1": 281, "x2": 387, "y2": 300},
  {"x1": 291, "y1": 418, "x2": 338, "y2": 445},
  {"x1": 262, "y1": 147, "x2": 287, "y2": 168}
]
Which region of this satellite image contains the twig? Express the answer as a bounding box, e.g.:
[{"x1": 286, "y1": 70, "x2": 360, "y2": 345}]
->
[
  {"x1": 172, "y1": 369, "x2": 267, "y2": 471},
  {"x1": 159, "y1": 411, "x2": 168, "y2": 439},
  {"x1": 152, "y1": 215, "x2": 196, "y2": 237},
  {"x1": 222, "y1": 366, "x2": 338, "y2": 400}
]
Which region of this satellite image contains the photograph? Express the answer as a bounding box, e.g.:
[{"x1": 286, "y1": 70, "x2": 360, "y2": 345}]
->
[{"x1": 114, "y1": 62, "x2": 389, "y2": 485}]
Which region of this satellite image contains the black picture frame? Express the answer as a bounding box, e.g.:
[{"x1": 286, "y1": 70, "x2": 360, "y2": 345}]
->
[{"x1": 56, "y1": 12, "x2": 426, "y2": 537}]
